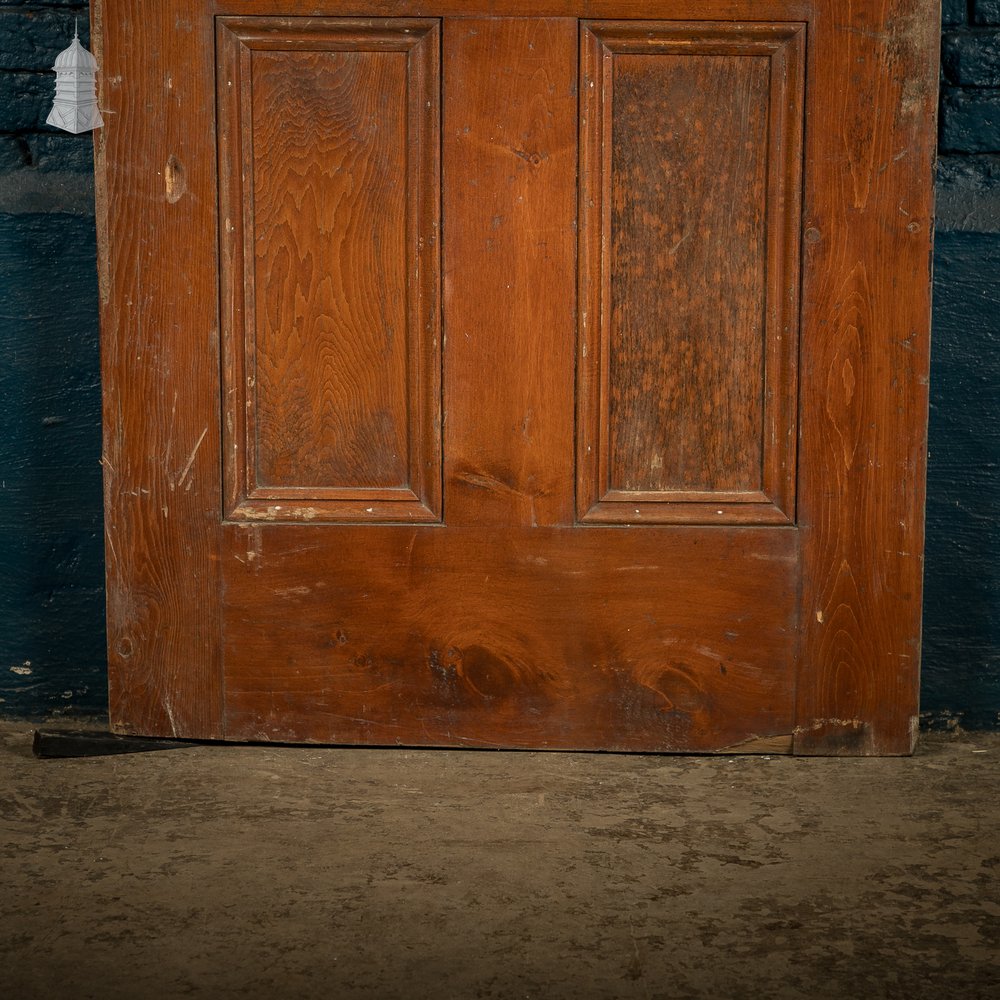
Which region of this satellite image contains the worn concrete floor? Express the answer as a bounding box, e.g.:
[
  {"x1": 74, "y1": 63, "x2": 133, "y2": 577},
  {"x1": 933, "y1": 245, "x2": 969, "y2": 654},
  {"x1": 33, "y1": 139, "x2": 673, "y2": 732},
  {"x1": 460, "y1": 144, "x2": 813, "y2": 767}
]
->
[{"x1": 1, "y1": 722, "x2": 998, "y2": 1000}]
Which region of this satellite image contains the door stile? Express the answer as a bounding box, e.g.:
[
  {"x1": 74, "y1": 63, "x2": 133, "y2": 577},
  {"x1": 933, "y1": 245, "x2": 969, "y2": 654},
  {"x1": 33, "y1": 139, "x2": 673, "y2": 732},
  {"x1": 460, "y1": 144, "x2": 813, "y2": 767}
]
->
[
  {"x1": 96, "y1": 0, "x2": 226, "y2": 738},
  {"x1": 793, "y1": 0, "x2": 938, "y2": 755}
]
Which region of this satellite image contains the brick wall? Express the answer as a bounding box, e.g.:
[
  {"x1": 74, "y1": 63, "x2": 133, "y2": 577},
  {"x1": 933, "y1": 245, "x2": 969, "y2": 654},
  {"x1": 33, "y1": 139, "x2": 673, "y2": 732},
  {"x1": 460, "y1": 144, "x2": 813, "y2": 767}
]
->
[
  {"x1": 0, "y1": 2, "x2": 998, "y2": 728},
  {"x1": 926, "y1": 1, "x2": 1000, "y2": 729},
  {"x1": 0, "y1": 1, "x2": 105, "y2": 719}
]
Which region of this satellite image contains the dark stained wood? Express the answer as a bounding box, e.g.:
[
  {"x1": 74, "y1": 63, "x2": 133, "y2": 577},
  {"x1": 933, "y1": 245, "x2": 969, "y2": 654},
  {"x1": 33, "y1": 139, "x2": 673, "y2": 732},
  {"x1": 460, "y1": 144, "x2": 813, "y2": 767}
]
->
[
  {"x1": 218, "y1": 18, "x2": 441, "y2": 524},
  {"x1": 218, "y1": 1, "x2": 817, "y2": 16},
  {"x1": 577, "y1": 21, "x2": 804, "y2": 525},
  {"x1": 794, "y1": 0, "x2": 939, "y2": 755},
  {"x1": 96, "y1": 0, "x2": 938, "y2": 756},
  {"x1": 221, "y1": 524, "x2": 798, "y2": 751},
  {"x1": 610, "y1": 51, "x2": 770, "y2": 493},
  {"x1": 442, "y1": 17, "x2": 577, "y2": 527},
  {"x1": 94, "y1": 0, "x2": 224, "y2": 738}
]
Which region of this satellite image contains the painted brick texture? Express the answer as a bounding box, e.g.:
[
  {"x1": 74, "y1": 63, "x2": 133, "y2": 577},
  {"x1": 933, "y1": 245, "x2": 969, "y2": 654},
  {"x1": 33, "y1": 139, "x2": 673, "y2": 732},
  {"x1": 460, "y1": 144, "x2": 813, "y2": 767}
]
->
[
  {"x1": 932, "y1": 0, "x2": 1000, "y2": 731},
  {"x1": 974, "y1": 1, "x2": 1000, "y2": 26},
  {"x1": 0, "y1": 1, "x2": 103, "y2": 718},
  {"x1": 942, "y1": 4, "x2": 1000, "y2": 153}
]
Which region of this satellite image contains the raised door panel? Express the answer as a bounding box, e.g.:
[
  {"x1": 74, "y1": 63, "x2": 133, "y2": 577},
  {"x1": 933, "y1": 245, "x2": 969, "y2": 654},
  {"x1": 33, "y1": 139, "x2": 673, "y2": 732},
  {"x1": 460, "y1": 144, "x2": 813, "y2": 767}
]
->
[
  {"x1": 577, "y1": 21, "x2": 805, "y2": 525},
  {"x1": 217, "y1": 17, "x2": 441, "y2": 524},
  {"x1": 221, "y1": 524, "x2": 799, "y2": 751}
]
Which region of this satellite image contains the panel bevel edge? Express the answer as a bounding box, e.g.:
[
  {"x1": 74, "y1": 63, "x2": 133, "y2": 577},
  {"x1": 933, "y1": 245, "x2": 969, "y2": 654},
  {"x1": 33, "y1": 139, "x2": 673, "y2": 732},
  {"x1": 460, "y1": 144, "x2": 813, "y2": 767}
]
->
[
  {"x1": 576, "y1": 20, "x2": 805, "y2": 527},
  {"x1": 216, "y1": 18, "x2": 252, "y2": 522},
  {"x1": 216, "y1": 16, "x2": 442, "y2": 525},
  {"x1": 759, "y1": 21, "x2": 806, "y2": 524}
]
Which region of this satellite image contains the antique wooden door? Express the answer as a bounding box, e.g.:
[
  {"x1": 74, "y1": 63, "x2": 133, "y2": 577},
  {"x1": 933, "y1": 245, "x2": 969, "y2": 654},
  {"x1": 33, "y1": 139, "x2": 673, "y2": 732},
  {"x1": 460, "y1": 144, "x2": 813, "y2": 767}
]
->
[{"x1": 95, "y1": 1, "x2": 938, "y2": 754}]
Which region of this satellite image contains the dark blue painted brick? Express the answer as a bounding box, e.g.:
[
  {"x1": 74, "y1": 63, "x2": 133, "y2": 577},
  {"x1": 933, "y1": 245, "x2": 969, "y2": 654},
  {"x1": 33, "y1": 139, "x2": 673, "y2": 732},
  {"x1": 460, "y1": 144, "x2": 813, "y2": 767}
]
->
[
  {"x1": 26, "y1": 133, "x2": 95, "y2": 172},
  {"x1": 0, "y1": 133, "x2": 94, "y2": 174},
  {"x1": 943, "y1": 0, "x2": 968, "y2": 25},
  {"x1": 974, "y1": 0, "x2": 1000, "y2": 26},
  {"x1": 942, "y1": 30, "x2": 1000, "y2": 86},
  {"x1": 940, "y1": 88, "x2": 1000, "y2": 152},
  {"x1": 938, "y1": 152, "x2": 1000, "y2": 188},
  {"x1": 0, "y1": 135, "x2": 29, "y2": 171},
  {"x1": 0, "y1": 70, "x2": 55, "y2": 132},
  {"x1": 0, "y1": 9, "x2": 90, "y2": 71},
  {"x1": 924, "y1": 232, "x2": 1000, "y2": 721},
  {"x1": 0, "y1": 212, "x2": 106, "y2": 719}
]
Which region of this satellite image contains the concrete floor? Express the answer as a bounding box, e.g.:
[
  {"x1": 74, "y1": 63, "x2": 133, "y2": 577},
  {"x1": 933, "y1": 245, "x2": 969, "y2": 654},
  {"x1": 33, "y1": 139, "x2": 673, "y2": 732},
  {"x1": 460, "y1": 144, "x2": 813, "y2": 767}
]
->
[{"x1": 1, "y1": 722, "x2": 998, "y2": 1000}]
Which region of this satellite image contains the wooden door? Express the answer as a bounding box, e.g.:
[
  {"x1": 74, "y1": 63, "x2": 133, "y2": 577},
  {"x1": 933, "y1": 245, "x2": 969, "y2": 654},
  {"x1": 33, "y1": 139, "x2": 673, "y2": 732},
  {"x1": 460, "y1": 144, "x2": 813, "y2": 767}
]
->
[{"x1": 95, "y1": 1, "x2": 938, "y2": 755}]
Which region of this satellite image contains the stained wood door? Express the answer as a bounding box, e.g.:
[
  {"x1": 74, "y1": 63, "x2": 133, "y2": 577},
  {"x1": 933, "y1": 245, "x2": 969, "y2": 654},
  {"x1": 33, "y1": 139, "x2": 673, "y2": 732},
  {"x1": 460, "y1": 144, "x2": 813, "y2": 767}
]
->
[{"x1": 95, "y1": 1, "x2": 938, "y2": 755}]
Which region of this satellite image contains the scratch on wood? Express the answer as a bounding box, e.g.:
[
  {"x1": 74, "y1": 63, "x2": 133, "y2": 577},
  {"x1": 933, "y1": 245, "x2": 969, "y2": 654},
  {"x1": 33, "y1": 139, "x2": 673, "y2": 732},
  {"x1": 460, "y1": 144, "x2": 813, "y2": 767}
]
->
[
  {"x1": 105, "y1": 529, "x2": 119, "y2": 568},
  {"x1": 162, "y1": 695, "x2": 179, "y2": 737},
  {"x1": 174, "y1": 427, "x2": 208, "y2": 489},
  {"x1": 235, "y1": 505, "x2": 321, "y2": 520},
  {"x1": 717, "y1": 733, "x2": 794, "y2": 754},
  {"x1": 246, "y1": 526, "x2": 262, "y2": 565},
  {"x1": 793, "y1": 718, "x2": 864, "y2": 735},
  {"x1": 164, "y1": 391, "x2": 178, "y2": 466}
]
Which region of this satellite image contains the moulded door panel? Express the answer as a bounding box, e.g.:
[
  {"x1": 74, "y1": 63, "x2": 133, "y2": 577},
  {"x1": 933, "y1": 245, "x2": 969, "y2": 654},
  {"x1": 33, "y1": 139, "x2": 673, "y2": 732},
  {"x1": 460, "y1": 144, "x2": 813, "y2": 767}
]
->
[
  {"x1": 217, "y1": 17, "x2": 442, "y2": 524},
  {"x1": 96, "y1": 1, "x2": 938, "y2": 755}
]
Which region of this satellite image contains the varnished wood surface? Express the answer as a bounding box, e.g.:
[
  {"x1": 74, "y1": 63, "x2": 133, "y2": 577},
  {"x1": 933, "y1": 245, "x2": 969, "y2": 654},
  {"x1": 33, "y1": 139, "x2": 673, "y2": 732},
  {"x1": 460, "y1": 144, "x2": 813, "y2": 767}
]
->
[
  {"x1": 222, "y1": 525, "x2": 799, "y2": 751},
  {"x1": 218, "y1": 18, "x2": 441, "y2": 523},
  {"x1": 442, "y1": 17, "x2": 577, "y2": 526},
  {"x1": 608, "y1": 50, "x2": 769, "y2": 494},
  {"x1": 95, "y1": 0, "x2": 225, "y2": 738},
  {"x1": 251, "y1": 48, "x2": 410, "y2": 489},
  {"x1": 577, "y1": 21, "x2": 804, "y2": 525},
  {"x1": 96, "y1": 1, "x2": 938, "y2": 755},
  {"x1": 794, "y1": 0, "x2": 938, "y2": 754},
  {"x1": 217, "y1": 1, "x2": 818, "y2": 16}
]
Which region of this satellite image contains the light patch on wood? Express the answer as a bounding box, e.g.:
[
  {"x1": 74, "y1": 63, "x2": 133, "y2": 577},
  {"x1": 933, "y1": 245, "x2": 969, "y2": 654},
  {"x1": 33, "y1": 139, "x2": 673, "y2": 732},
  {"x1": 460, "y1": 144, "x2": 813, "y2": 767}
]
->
[
  {"x1": 794, "y1": 718, "x2": 865, "y2": 734},
  {"x1": 171, "y1": 427, "x2": 207, "y2": 490},
  {"x1": 716, "y1": 733, "x2": 793, "y2": 754},
  {"x1": 164, "y1": 155, "x2": 186, "y2": 204}
]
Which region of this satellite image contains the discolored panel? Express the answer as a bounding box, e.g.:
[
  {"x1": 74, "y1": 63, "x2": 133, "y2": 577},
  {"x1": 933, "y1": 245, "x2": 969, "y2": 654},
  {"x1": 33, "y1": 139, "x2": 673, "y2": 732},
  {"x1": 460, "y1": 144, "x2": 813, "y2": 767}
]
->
[
  {"x1": 218, "y1": 18, "x2": 441, "y2": 523},
  {"x1": 610, "y1": 53, "x2": 769, "y2": 493},
  {"x1": 578, "y1": 21, "x2": 805, "y2": 524}
]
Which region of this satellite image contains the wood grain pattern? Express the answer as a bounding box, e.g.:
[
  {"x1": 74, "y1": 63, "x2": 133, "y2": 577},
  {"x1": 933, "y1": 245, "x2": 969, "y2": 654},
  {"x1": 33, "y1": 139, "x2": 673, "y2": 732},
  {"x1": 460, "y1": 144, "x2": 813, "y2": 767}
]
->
[
  {"x1": 97, "y1": 0, "x2": 938, "y2": 756},
  {"x1": 221, "y1": 523, "x2": 798, "y2": 752},
  {"x1": 218, "y1": 1, "x2": 817, "y2": 16},
  {"x1": 608, "y1": 51, "x2": 769, "y2": 495},
  {"x1": 794, "y1": 0, "x2": 938, "y2": 755},
  {"x1": 218, "y1": 18, "x2": 441, "y2": 524},
  {"x1": 577, "y1": 21, "x2": 804, "y2": 525},
  {"x1": 441, "y1": 17, "x2": 577, "y2": 526},
  {"x1": 252, "y1": 49, "x2": 409, "y2": 488},
  {"x1": 95, "y1": 0, "x2": 224, "y2": 738}
]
